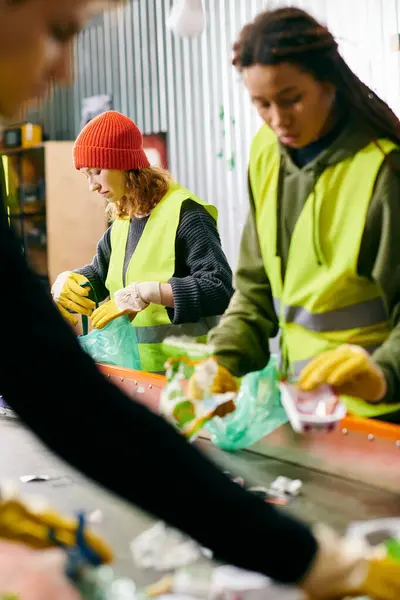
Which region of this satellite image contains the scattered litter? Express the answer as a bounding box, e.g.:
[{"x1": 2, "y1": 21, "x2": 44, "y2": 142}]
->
[
  {"x1": 20, "y1": 474, "x2": 73, "y2": 486},
  {"x1": 20, "y1": 474, "x2": 51, "y2": 483},
  {"x1": 146, "y1": 565, "x2": 301, "y2": 600},
  {"x1": 223, "y1": 470, "x2": 294, "y2": 505},
  {"x1": 131, "y1": 522, "x2": 204, "y2": 571},
  {"x1": 88, "y1": 509, "x2": 103, "y2": 524},
  {"x1": 271, "y1": 477, "x2": 303, "y2": 497}
]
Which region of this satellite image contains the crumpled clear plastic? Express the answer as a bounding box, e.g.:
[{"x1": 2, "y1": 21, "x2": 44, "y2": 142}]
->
[
  {"x1": 160, "y1": 338, "x2": 236, "y2": 440},
  {"x1": 131, "y1": 522, "x2": 208, "y2": 571},
  {"x1": 205, "y1": 356, "x2": 288, "y2": 451},
  {"x1": 146, "y1": 564, "x2": 301, "y2": 600}
]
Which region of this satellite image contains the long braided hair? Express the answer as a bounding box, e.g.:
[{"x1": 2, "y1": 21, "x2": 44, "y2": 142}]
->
[{"x1": 233, "y1": 7, "x2": 400, "y2": 145}]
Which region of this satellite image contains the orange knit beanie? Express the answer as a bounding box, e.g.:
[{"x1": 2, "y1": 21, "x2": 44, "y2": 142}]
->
[{"x1": 73, "y1": 111, "x2": 150, "y2": 171}]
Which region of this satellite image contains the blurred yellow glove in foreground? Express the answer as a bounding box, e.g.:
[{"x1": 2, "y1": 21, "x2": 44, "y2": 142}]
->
[
  {"x1": 51, "y1": 271, "x2": 95, "y2": 326},
  {"x1": 300, "y1": 524, "x2": 400, "y2": 600},
  {"x1": 298, "y1": 344, "x2": 386, "y2": 402},
  {"x1": 0, "y1": 497, "x2": 112, "y2": 564}
]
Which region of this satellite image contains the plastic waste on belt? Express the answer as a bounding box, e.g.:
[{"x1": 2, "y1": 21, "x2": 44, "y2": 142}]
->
[
  {"x1": 160, "y1": 337, "x2": 237, "y2": 440},
  {"x1": 131, "y1": 521, "x2": 208, "y2": 571},
  {"x1": 79, "y1": 315, "x2": 141, "y2": 371},
  {"x1": 146, "y1": 564, "x2": 302, "y2": 600},
  {"x1": 206, "y1": 355, "x2": 288, "y2": 451}
]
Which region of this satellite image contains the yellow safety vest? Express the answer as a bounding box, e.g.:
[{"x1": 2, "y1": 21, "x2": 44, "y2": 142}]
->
[
  {"x1": 105, "y1": 182, "x2": 219, "y2": 373},
  {"x1": 250, "y1": 125, "x2": 400, "y2": 418}
]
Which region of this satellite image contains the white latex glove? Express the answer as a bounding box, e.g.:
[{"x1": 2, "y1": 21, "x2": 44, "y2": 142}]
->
[
  {"x1": 0, "y1": 541, "x2": 80, "y2": 600},
  {"x1": 91, "y1": 282, "x2": 162, "y2": 329},
  {"x1": 114, "y1": 281, "x2": 162, "y2": 311}
]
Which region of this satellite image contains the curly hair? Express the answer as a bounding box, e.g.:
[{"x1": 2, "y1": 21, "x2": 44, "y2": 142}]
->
[
  {"x1": 233, "y1": 7, "x2": 400, "y2": 145},
  {"x1": 106, "y1": 166, "x2": 172, "y2": 221}
]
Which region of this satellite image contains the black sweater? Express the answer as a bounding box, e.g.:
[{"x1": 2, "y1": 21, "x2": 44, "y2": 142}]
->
[
  {"x1": 77, "y1": 199, "x2": 233, "y2": 324},
  {"x1": 0, "y1": 190, "x2": 317, "y2": 584}
]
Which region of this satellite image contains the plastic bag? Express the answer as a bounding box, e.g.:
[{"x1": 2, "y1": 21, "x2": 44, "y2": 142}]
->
[
  {"x1": 160, "y1": 337, "x2": 236, "y2": 440},
  {"x1": 131, "y1": 521, "x2": 206, "y2": 571},
  {"x1": 79, "y1": 315, "x2": 141, "y2": 370},
  {"x1": 205, "y1": 356, "x2": 288, "y2": 451}
]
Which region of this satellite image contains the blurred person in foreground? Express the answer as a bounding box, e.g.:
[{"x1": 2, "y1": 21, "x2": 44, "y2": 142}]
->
[{"x1": 0, "y1": 1, "x2": 400, "y2": 599}]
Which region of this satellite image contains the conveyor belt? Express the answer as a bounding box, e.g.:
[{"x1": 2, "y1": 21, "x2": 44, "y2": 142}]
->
[{"x1": 1, "y1": 417, "x2": 399, "y2": 587}]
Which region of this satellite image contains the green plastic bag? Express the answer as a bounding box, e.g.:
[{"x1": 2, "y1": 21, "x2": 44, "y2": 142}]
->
[
  {"x1": 79, "y1": 315, "x2": 141, "y2": 371},
  {"x1": 205, "y1": 355, "x2": 288, "y2": 451}
]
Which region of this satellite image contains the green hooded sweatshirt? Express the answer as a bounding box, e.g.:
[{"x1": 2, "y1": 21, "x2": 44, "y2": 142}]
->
[{"x1": 209, "y1": 121, "x2": 400, "y2": 409}]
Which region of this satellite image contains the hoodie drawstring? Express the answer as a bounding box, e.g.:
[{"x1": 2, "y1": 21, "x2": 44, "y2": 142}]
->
[
  {"x1": 311, "y1": 165, "x2": 325, "y2": 266},
  {"x1": 275, "y1": 163, "x2": 325, "y2": 267}
]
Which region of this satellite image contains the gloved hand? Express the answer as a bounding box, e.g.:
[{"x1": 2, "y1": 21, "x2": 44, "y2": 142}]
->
[
  {"x1": 0, "y1": 542, "x2": 79, "y2": 600},
  {"x1": 300, "y1": 524, "x2": 400, "y2": 599},
  {"x1": 91, "y1": 282, "x2": 162, "y2": 329},
  {"x1": 188, "y1": 359, "x2": 238, "y2": 402},
  {"x1": 0, "y1": 497, "x2": 113, "y2": 564},
  {"x1": 51, "y1": 271, "x2": 95, "y2": 326},
  {"x1": 298, "y1": 344, "x2": 386, "y2": 403}
]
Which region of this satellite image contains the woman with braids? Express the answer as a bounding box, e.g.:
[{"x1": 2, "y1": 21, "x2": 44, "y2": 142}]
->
[
  {"x1": 52, "y1": 111, "x2": 233, "y2": 373},
  {"x1": 204, "y1": 6, "x2": 400, "y2": 422}
]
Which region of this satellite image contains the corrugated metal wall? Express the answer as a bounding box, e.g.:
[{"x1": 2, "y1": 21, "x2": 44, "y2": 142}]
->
[{"x1": 29, "y1": 0, "x2": 400, "y2": 266}]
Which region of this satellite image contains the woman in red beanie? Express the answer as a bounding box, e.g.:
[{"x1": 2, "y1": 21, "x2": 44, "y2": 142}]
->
[{"x1": 51, "y1": 110, "x2": 233, "y2": 373}]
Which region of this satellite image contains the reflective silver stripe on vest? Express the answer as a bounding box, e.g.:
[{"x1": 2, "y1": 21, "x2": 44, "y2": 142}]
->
[
  {"x1": 135, "y1": 316, "x2": 220, "y2": 344},
  {"x1": 286, "y1": 344, "x2": 381, "y2": 376},
  {"x1": 273, "y1": 297, "x2": 387, "y2": 332}
]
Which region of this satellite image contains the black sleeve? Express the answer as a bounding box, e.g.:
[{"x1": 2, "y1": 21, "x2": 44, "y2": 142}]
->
[
  {"x1": 168, "y1": 199, "x2": 234, "y2": 324},
  {"x1": 0, "y1": 199, "x2": 317, "y2": 584},
  {"x1": 357, "y1": 152, "x2": 400, "y2": 403}
]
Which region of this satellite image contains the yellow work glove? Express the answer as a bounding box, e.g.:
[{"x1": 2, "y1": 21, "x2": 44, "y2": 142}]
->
[
  {"x1": 91, "y1": 281, "x2": 161, "y2": 329},
  {"x1": 51, "y1": 272, "x2": 95, "y2": 326},
  {"x1": 300, "y1": 524, "x2": 400, "y2": 600},
  {"x1": 91, "y1": 299, "x2": 140, "y2": 329},
  {"x1": 298, "y1": 344, "x2": 386, "y2": 403},
  {"x1": 0, "y1": 497, "x2": 113, "y2": 564}
]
